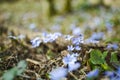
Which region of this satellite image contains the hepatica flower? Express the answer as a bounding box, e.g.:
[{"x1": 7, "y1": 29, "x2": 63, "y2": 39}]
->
[
  {"x1": 117, "y1": 67, "x2": 120, "y2": 74},
  {"x1": 71, "y1": 34, "x2": 84, "y2": 45},
  {"x1": 104, "y1": 67, "x2": 120, "y2": 80},
  {"x1": 104, "y1": 71, "x2": 115, "y2": 79},
  {"x1": 31, "y1": 37, "x2": 42, "y2": 48},
  {"x1": 62, "y1": 54, "x2": 77, "y2": 65},
  {"x1": 86, "y1": 69, "x2": 99, "y2": 78},
  {"x1": 62, "y1": 53, "x2": 80, "y2": 71},
  {"x1": 43, "y1": 34, "x2": 54, "y2": 43},
  {"x1": 107, "y1": 43, "x2": 119, "y2": 50},
  {"x1": 49, "y1": 67, "x2": 68, "y2": 80}
]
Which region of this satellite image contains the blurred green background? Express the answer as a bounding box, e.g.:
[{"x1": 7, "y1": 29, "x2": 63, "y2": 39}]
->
[{"x1": 0, "y1": 0, "x2": 120, "y2": 37}]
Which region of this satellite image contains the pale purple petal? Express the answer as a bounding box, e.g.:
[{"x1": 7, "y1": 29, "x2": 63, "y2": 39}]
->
[
  {"x1": 86, "y1": 69, "x2": 99, "y2": 78},
  {"x1": 49, "y1": 67, "x2": 68, "y2": 80},
  {"x1": 67, "y1": 45, "x2": 74, "y2": 51},
  {"x1": 68, "y1": 62, "x2": 81, "y2": 71},
  {"x1": 74, "y1": 46, "x2": 81, "y2": 51}
]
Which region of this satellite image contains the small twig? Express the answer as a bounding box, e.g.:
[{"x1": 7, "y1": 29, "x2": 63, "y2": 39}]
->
[
  {"x1": 80, "y1": 70, "x2": 86, "y2": 75},
  {"x1": 25, "y1": 69, "x2": 36, "y2": 73},
  {"x1": 25, "y1": 70, "x2": 40, "y2": 79},
  {"x1": 34, "y1": 72, "x2": 41, "y2": 79},
  {"x1": 47, "y1": 57, "x2": 61, "y2": 66},
  {"x1": 26, "y1": 58, "x2": 41, "y2": 65},
  {"x1": 79, "y1": 67, "x2": 87, "y2": 75},
  {"x1": 19, "y1": 74, "x2": 31, "y2": 79}
]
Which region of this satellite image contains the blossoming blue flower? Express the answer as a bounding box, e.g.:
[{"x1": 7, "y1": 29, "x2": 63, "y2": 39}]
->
[
  {"x1": 104, "y1": 67, "x2": 120, "y2": 80},
  {"x1": 49, "y1": 67, "x2": 68, "y2": 80},
  {"x1": 104, "y1": 71, "x2": 115, "y2": 79},
  {"x1": 43, "y1": 34, "x2": 56, "y2": 43},
  {"x1": 117, "y1": 67, "x2": 120, "y2": 74},
  {"x1": 86, "y1": 69, "x2": 99, "y2": 78},
  {"x1": 31, "y1": 37, "x2": 42, "y2": 48},
  {"x1": 112, "y1": 77, "x2": 120, "y2": 80},
  {"x1": 62, "y1": 53, "x2": 80, "y2": 71},
  {"x1": 62, "y1": 53, "x2": 77, "y2": 65},
  {"x1": 67, "y1": 45, "x2": 74, "y2": 51},
  {"x1": 107, "y1": 43, "x2": 119, "y2": 50},
  {"x1": 114, "y1": 67, "x2": 120, "y2": 79}
]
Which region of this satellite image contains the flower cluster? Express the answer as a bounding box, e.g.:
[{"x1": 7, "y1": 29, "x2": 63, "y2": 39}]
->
[
  {"x1": 71, "y1": 34, "x2": 84, "y2": 45},
  {"x1": 31, "y1": 32, "x2": 62, "y2": 48},
  {"x1": 42, "y1": 32, "x2": 62, "y2": 43},
  {"x1": 64, "y1": 34, "x2": 83, "y2": 72},
  {"x1": 62, "y1": 53, "x2": 80, "y2": 72},
  {"x1": 30, "y1": 31, "x2": 119, "y2": 80},
  {"x1": 49, "y1": 33, "x2": 82, "y2": 80}
]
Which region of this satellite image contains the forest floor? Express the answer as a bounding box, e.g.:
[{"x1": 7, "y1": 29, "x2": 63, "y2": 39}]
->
[{"x1": 0, "y1": 1, "x2": 120, "y2": 80}]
